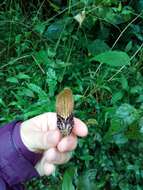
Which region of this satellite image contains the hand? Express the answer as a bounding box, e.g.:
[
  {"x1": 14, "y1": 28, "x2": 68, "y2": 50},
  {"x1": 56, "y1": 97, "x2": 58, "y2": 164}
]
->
[{"x1": 20, "y1": 112, "x2": 88, "y2": 176}]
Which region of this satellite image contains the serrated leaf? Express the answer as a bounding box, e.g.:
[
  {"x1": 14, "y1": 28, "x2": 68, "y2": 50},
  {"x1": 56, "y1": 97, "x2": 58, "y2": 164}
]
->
[
  {"x1": 91, "y1": 51, "x2": 130, "y2": 67},
  {"x1": 27, "y1": 83, "x2": 47, "y2": 98},
  {"x1": 46, "y1": 68, "x2": 57, "y2": 97}
]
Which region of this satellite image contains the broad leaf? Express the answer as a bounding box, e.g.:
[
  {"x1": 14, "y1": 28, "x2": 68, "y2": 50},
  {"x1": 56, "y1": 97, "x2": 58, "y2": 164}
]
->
[
  {"x1": 62, "y1": 168, "x2": 76, "y2": 190},
  {"x1": 91, "y1": 51, "x2": 130, "y2": 67}
]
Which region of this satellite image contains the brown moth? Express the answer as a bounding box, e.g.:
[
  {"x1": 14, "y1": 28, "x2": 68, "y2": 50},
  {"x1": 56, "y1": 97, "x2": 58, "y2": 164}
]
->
[{"x1": 56, "y1": 88, "x2": 74, "y2": 136}]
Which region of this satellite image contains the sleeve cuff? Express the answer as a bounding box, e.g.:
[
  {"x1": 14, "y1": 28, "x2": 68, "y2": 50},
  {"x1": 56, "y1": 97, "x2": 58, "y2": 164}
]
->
[{"x1": 0, "y1": 121, "x2": 41, "y2": 186}]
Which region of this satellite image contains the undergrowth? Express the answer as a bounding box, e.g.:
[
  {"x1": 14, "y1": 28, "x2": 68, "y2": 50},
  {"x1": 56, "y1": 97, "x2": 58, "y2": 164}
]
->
[{"x1": 0, "y1": 0, "x2": 143, "y2": 189}]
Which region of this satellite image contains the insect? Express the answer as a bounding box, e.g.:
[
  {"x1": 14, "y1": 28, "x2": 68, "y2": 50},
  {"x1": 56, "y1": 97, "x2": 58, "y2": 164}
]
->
[{"x1": 56, "y1": 88, "x2": 74, "y2": 136}]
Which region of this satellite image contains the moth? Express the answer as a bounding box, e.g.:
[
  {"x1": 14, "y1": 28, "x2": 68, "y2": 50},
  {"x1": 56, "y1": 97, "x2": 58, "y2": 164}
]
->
[{"x1": 56, "y1": 88, "x2": 74, "y2": 136}]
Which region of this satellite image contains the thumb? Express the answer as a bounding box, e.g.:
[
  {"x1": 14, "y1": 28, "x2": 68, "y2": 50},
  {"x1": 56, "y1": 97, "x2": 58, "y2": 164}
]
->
[{"x1": 21, "y1": 128, "x2": 61, "y2": 152}]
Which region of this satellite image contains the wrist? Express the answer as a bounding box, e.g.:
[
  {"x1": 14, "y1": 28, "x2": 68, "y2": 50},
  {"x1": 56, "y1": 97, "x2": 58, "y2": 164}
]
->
[
  {"x1": 20, "y1": 122, "x2": 33, "y2": 152},
  {"x1": 13, "y1": 122, "x2": 42, "y2": 165},
  {"x1": 20, "y1": 121, "x2": 41, "y2": 153}
]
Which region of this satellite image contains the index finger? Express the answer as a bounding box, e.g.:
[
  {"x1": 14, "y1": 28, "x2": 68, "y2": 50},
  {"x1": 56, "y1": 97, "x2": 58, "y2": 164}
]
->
[{"x1": 72, "y1": 118, "x2": 88, "y2": 137}]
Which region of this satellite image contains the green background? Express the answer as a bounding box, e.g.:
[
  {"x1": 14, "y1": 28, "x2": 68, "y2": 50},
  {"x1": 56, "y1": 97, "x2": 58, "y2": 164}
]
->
[{"x1": 0, "y1": 0, "x2": 143, "y2": 189}]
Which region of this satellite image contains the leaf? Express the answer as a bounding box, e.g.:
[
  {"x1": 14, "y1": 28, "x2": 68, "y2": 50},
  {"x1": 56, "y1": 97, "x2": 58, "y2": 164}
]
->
[
  {"x1": 62, "y1": 168, "x2": 76, "y2": 190},
  {"x1": 77, "y1": 170, "x2": 97, "y2": 190},
  {"x1": 116, "y1": 104, "x2": 139, "y2": 125},
  {"x1": 130, "y1": 85, "x2": 143, "y2": 94},
  {"x1": 46, "y1": 68, "x2": 57, "y2": 97},
  {"x1": 80, "y1": 155, "x2": 94, "y2": 161},
  {"x1": 16, "y1": 73, "x2": 30, "y2": 79},
  {"x1": 34, "y1": 22, "x2": 46, "y2": 34},
  {"x1": 87, "y1": 39, "x2": 110, "y2": 55},
  {"x1": 27, "y1": 83, "x2": 47, "y2": 98},
  {"x1": 91, "y1": 51, "x2": 130, "y2": 67},
  {"x1": 34, "y1": 50, "x2": 49, "y2": 65},
  {"x1": 103, "y1": 117, "x2": 124, "y2": 143},
  {"x1": 28, "y1": 83, "x2": 43, "y2": 94},
  {"x1": 0, "y1": 98, "x2": 6, "y2": 107},
  {"x1": 113, "y1": 133, "x2": 128, "y2": 145},
  {"x1": 86, "y1": 118, "x2": 98, "y2": 125},
  {"x1": 125, "y1": 41, "x2": 133, "y2": 52},
  {"x1": 18, "y1": 88, "x2": 34, "y2": 98},
  {"x1": 120, "y1": 75, "x2": 129, "y2": 91},
  {"x1": 125, "y1": 121, "x2": 143, "y2": 140},
  {"x1": 45, "y1": 21, "x2": 64, "y2": 40},
  {"x1": 6, "y1": 77, "x2": 19, "y2": 83},
  {"x1": 137, "y1": 0, "x2": 143, "y2": 11},
  {"x1": 111, "y1": 91, "x2": 124, "y2": 104}
]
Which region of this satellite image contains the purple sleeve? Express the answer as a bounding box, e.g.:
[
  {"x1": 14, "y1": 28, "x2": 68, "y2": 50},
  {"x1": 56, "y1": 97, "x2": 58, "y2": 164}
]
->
[{"x1": 0, "y1": 121, "x2": 42, "y2": 190}]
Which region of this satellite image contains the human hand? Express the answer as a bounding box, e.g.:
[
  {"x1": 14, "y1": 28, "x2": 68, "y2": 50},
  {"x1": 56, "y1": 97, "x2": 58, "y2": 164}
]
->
[{"x1": 20, "y1": 112, "x2": 88, "y2": 176}]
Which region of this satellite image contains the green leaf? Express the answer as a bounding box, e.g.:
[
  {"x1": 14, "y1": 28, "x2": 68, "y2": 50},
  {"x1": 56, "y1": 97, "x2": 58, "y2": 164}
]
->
[
  {"x1": 111, "y1": 91, "x2": 124, "y2": 104},
  {"x1": 46, "y1": 68, "x2": 57, "y2": 97},
  {"x1": 103, "y1": 117, "x2": 124, "y2": 143},
  {"x1": 91, "y1": 51, "x2": 130, "y2": 67},
  {"x1": 45, "y1": 21, "x2": 64, "y2": 40},
  {"x1": 0, "y1": 98, "x2": 6, "y2": 107},
  {"x1": 86, "y1": 118, "x2": 98, "y2": 125},
  {"x1": 125, "y1": 41, "x2": 133, "y2": 52},
  {"x1": 77, "y1": 170, "x2": 97, "y2": 190},
  {"x1": 120, "y1": 75, "x2": 129, "y2": 91},
  {"x1": 130, "y1": 85, "x2": 143, "y2": 94},
  {"x1": 62, "y1": 168, "x2": 76, "y2": 190},
  {"x1": 16, "y1": 73, "x2": 30, "y2": 79},
  {"x1": 34, "y1": 50, "x2": 49, "y2": 65},
  {"x1": 18, "y1": 88, "x2": 34, "y2": 98},
  {"x1": 34, "y1": 22, "x2": 46, "y2": 34},
  {"x1": 125, "y1": 121, "x2": 143, "y2": 140},
  {"x1": 87, "y1": 39, "x2": 110, "y2": 55},
  {"x1": 113, "y1": 133, "x2": 128, "y2": 145},
  {"x1": 80, "y1": 155, "x2": 94, "y2": 161},
  {"x1": 28, "y1": 83, "x2": 42, "y2": 94},
  {"x1": 6, "y1": 77, "x2": 19, "y2": 83},
  {"x1": 27, "y1": 83, "x2": 47, "y2": 98},
  {"x1": 116, "y1": 104, "x2": 139, "y2": 125}
]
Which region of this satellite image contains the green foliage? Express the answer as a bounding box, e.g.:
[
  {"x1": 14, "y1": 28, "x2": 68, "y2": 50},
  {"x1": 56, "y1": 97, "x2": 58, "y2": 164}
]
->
[
  {"x1": 0, "y1": 0, "x2": 143, "y2": 189},
  {"x1": 91, "y1": 51, "x2": 130, "y2": 67}
]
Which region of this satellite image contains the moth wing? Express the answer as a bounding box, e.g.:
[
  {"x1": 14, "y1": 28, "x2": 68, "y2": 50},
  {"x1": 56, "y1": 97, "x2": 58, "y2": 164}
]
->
[{"x1": 56, "y1": 88, "x2": 74, "y2": 118}]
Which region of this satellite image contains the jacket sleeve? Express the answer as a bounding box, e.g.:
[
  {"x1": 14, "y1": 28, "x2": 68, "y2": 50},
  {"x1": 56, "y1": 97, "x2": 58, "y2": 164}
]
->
[
  {"x1": 0, "y1": 121, "x2": 42, "y2": 189},
  {"x1": 0, "y1": 177, "x2": 7, "y2": 190}
]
